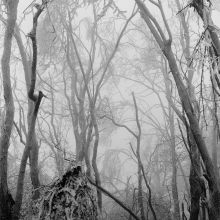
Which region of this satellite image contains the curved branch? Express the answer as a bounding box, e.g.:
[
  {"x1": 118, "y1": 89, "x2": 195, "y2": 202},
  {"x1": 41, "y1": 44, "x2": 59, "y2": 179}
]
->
[
  {"x1": 158, "y1": 0, "x2": 172, "y2": 41},
  {"x1": 87, "y1": 177, "x2": 140, "y2": 220},
  {"x1": 135, "y1": 0, "x2": 166, "y2": 44},
  {"x1": 102, "y1": 115, "x2": 138, "y2": 138}
]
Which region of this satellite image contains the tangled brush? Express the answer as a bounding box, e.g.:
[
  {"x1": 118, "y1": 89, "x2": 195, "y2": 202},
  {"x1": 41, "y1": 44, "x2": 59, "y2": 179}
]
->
[{"x1": 35, "y1": 162, "x2": 98, "y2": 220}]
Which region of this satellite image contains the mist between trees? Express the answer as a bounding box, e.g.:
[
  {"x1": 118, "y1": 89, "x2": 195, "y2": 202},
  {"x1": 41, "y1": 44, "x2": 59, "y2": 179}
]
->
[{"x1": 0, "y1": 0, "x2": 220, "y2": 220}]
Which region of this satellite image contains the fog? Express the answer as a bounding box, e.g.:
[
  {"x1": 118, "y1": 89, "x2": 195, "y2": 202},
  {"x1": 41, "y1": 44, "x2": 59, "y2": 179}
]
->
[{"x1": 0, "y1": 0, "x2": 220, "y2": 220}]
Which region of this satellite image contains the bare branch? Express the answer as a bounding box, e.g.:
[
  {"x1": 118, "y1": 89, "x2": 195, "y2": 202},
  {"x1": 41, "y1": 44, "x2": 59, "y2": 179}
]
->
[
  {"x1": 135, "y1": 0, "x2": 165, "y2": 45},
  {"x1": 94, "y1": 10, "x2": 137, "y2": 103},
  {"x1": 102, "y1": 115, "x2": 138, "y2": 138},
  {"x1": 87, "y1": 177, "x2": 141, "y2": 220},
  {"x1": 13, "y1": 122, "x2": 26, "y2": 146}
]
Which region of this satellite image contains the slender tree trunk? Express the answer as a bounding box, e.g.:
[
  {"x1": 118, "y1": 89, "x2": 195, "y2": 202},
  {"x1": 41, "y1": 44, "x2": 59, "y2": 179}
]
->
[
  {"x1": 0, "y1": 0, "x2": 19, "y2": 219},
  {"x1": 85, "y1": 121, "x2": 93, "y2": 178},
  {"x1": 169, "y1": 107, "x2": 181, "y2": 220},
  {"x1": 137, "y1": 153, "x2": 145, "y2": 220},
  {"x1": 162, "y1": 59, "x2": 180, "y2": 220},
  {"x1": 14, "y1": 26, "x2": 40, "y2": 201},
  {"x1": 212, "y1": 127, "x2": 218, "y2": 175},
  {"x1": 13, "y1": 92, "x2": 43, "y2": 220},
  {"x1": 132, "y1": 93, "x2": 145, "y2": 220},
  {"x1": 211, "y1": 92, "x2": 218, "y2": 177},
  {"x1": 13, "y1": 4, "x2": 45, "y2": 219},
  {"x1": 136, "y1": 139, "x2": 145, "y2": 220},
  {"x1": 90, "y1": 100, "x2": 102, "y2": 211}
]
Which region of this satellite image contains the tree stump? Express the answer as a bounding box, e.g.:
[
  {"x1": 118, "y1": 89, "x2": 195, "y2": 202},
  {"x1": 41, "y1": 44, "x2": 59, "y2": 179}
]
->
[{"x1": 34, "y1": 162, "x2": 98, "y2": 220}]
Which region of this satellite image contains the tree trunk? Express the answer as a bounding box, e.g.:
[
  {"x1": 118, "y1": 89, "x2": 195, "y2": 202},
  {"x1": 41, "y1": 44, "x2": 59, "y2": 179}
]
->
[
  {"x1": 189, "y1": 134, "x2": 202, "y2": 220},
  {"x1": 0, "y1": 0, "x2": 19, "y2": 219},
  {"x1": 190, "y1": 3, "x2": 220, "y2": 218},
  {"x1": 137, "y1": 157, "x2": 145, "y2": 220},
  {"x1": 13, "y1": 92, "x2": 43, "y2": 220},
  {"x1": 164, "y1": 43, "x2": 220, "y2": 219},
  {"x1": 169, "y1": 106, "x2": 181, "y2": 220},
  {"x1": 13, "y1": 4, "x2": 45, "y2": 219},
  {"x1": 29, "y1": 131, "x2": 40, "y2": 200},
  {"x1": 14, "y1": 25, "x2": 40, "y2": 201},
  {"x1": 175, "y1": 2, "x2": 205, "y2": 218},
  {"x1": 211, "y1": 92, "x2": 218, "y2": 177},
  {"x1": 91, "y1": 100, "x2": 102, "y2": 211},
  {"x1": 162, "y1": 57, "x2": 180, "y2": 220},
  {"x1": 132, "y1": 93, "x2": 145, "y2": 220}
]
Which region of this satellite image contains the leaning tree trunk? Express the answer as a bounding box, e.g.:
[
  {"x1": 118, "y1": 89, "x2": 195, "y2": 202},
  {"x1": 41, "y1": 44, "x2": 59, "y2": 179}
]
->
[
  {"x1": 164, "y1": 39, "x2": 220, "y2": 220},
  {"x1": 175, "y1": 2, "x2": 204, "y2": 217},
  {"x1": 191, "y1": 1, "x2": 220, "y2": 219},
  {"x1": 0, "y1": 0, "x2": 19, "y2": 219}
]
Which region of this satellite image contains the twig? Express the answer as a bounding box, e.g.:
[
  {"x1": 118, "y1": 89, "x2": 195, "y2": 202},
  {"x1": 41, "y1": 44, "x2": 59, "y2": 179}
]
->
[
  {"x1": 176, "y1": 2, "x2": 192, "y2": 16},
  {"x1": 23, "y1": 0, "x2": 36, "y2": 14},
  {"x1": 13, "y1": 121, "x2": 26, "y2": 145}
]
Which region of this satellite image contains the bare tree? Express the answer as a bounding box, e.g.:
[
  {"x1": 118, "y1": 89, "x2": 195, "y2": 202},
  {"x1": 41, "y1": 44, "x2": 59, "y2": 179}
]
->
[
  {"x1": 12, "y1": 2, "x2": 47, "y2": 219},
  {"x1": 36, "y1": 1, "x2": 137, "y2": 211},
  {"x1": 0, "y1": 0, "x2": 19, "y2": 219},
  {"x1": 14, "y1": 21, "x2": 41, "y2": 202}
]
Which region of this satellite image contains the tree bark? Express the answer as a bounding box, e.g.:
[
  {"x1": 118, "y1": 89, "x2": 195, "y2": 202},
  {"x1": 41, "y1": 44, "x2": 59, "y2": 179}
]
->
[
  {"x1": 189, "y1": 133, "x2": 203, "y2": 220},
  {"x1": 29, "y1": 131, "x2": 40, "y2": 200},
  {"x1": 0, "y1": 0, "x2": 19, "y2": 219}
]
